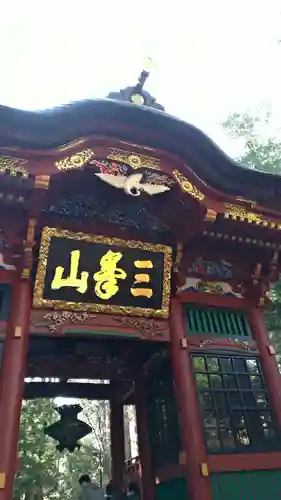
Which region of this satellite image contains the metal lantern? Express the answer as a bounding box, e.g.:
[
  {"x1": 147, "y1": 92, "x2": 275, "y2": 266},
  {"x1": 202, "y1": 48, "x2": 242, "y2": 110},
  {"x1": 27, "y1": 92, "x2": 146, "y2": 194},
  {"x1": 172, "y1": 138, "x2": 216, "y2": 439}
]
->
[{"x1": 44, "y1": 404, "x2": 92, "y2": 452}]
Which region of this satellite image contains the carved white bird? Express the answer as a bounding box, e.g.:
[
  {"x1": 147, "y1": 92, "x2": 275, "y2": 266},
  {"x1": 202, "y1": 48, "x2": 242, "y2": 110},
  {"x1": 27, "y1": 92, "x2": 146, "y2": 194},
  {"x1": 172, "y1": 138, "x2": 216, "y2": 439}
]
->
[{"x1": 95, "y1": 172, "x2": 170, "y2": 196}]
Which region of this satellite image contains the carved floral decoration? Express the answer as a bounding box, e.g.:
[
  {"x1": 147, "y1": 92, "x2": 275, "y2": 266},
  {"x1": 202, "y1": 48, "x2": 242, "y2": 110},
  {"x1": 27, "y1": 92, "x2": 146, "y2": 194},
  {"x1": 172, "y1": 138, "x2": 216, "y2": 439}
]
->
[
  {"x1": 113, "y1": 317, "x2": 167, "y2": 339},
  {"x1": 191, "y1": 337, "x2": 257, "y2": 353},
  {"x1": 43, "y1": 311, "x2": 96, "y2": 333}
]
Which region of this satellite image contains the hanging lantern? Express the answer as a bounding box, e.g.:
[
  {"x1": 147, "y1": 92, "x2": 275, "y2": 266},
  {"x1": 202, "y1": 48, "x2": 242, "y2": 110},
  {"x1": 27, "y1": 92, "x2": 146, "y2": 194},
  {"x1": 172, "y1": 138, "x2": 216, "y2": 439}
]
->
[{"x1": 44, "y1": 404, "x2": 92, "y2": 452}]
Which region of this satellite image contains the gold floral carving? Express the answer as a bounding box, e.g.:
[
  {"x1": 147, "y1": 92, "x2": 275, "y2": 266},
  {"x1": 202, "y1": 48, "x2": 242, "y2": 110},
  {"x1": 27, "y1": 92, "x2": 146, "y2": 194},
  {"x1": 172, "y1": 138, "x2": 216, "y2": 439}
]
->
[
  {"x1": 0, "y1": 156, "x2": 29, "y2": 178},
  {"x1": 107, "y1": 148, "x2": 161, "y2": 171},
  {"x1": 113, "y1": 317, "x2": 166, "y2": 339},
  {"x1": 224, "y1": 203, "x2": 281, "y2": 230},
  {"x1": 224, "y1": 203, "x2": 262, "y2": 224},
  {"x1": 55, "y1": 149, "x2": 94, "y2": 171},
  {"x1": 173, "y1": 169, "x2": 205, "y2": 201},
  {"x1": 196, "y1": 338, "x2": 256, "y2": 353},
  {"x1": 174, "y1": 243, "x2": 183, "y2": 271},
  {"x1": 33, "y1": 227, "x2": 172, "y2": 319},
  {"x1": 57, "y1": 139, "x2": 86, "y2": 152},
  {"x1": 199, "y1": 339, "x2": 213, "y2": 349},
  {"x1": 228, "y1": 338, "x2": 251, "y2": 352},
  {"x1": 43, "y1": 311, "x2": 95, "y2": 332}
]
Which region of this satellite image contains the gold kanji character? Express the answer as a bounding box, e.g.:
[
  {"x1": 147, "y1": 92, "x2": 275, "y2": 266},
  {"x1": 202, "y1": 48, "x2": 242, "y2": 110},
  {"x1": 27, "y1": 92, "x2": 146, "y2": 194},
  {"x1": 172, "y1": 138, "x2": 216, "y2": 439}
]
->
[
  {"x1": 131, "y1": 260, "x2": 153, "y2": 298},
  {"x1": 51, "y1": 250, "x2": 88, "y2": 294},
  {"x1": 93, "y1": 250, "x2": 127, "y2": 300}
]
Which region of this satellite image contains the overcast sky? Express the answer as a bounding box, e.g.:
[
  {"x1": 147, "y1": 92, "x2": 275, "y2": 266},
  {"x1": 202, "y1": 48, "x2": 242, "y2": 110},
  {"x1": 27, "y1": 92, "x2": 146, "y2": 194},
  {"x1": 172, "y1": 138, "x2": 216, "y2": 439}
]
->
[
  {"x1": 8, "y1": 1, "x2": 280, "y2": 404},
  {"x1": 0, "y1": 0, "x2": 281, "y2": 157}
]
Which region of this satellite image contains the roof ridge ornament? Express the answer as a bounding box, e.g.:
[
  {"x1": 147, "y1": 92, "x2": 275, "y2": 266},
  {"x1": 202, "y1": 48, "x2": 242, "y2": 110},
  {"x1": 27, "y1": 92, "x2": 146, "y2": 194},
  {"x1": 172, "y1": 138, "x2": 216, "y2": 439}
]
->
[{"x1": 107, "y1": 57, "x2": 165, "y2": 111}]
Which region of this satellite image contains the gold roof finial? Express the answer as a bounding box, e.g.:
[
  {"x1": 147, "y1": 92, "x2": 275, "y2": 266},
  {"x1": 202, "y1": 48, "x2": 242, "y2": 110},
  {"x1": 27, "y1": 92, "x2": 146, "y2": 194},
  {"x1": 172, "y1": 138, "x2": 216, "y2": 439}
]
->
[
  {"x1": 107, "y1": 57, "x2": 164, "y2": 111},
  {"x1": 143, "y1": 57, "x2": 153, "y2": 74}
]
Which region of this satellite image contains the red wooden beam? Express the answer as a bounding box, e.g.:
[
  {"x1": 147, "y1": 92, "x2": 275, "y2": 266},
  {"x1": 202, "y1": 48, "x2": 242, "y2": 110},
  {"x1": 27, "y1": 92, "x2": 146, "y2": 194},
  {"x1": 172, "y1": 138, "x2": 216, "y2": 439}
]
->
[
  {"x1": 208, "y1": 452, "x2": 281, "y2": 472},
  {"x1": 154, "y1": 451, "x2": 281, "y2": 482},
  {"x1": 178, "y1": 291, "x2": 251, "y2": 309},
  {"x1": 0, "y1": 270, "x2": 18, "y2": 284}
]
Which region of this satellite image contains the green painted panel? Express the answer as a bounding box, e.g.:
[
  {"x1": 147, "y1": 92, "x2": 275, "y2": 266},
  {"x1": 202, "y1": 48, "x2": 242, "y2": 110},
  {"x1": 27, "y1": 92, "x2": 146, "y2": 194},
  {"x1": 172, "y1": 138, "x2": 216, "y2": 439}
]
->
[
  {"x1": 156, "y1": 478, "x2": 189, "y2": 500},
  {"x1": 211, "y1": 470, "x2": 281, "y2": 500},
  {"x1": 185, "y1": 306, "x2": 252, "y2": 338}
]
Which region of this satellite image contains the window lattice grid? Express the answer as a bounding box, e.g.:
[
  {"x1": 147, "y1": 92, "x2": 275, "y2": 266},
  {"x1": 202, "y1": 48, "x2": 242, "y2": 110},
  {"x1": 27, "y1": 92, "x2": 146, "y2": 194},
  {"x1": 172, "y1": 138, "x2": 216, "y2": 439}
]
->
[
  {"x1": 146, "y1": 359, "x2": 181, "y2": 469},
  {"x1": 192, "y1": 353, "x2": 278, "y2": 452},
  {"x1": 186, "y1": 307, "x2": 252, "y2": 338}
]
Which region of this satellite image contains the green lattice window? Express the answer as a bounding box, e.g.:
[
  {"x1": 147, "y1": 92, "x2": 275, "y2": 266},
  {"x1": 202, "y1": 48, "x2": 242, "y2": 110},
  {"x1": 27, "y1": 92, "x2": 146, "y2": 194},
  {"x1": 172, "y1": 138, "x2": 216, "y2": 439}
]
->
[
  {"x1": 185, "y1": 306, "x2": 252, "y2": 338},
  {"x1": 192, "y1": 353, "x2": 279, "y2": 453},
  {"x1": 146, "y1": 357, "x2": 181, "y2": 469}
]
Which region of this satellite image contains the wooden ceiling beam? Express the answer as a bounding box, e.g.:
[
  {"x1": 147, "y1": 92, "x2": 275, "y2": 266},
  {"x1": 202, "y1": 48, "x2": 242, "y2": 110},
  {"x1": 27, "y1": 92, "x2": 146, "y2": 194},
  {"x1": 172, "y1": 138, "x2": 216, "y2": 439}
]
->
[
  {"x1": 26, "y1": 361, "x2": 135, "y2": 381},
  {"x1": 23, "y1": 381, "x2": 134, "y2": 403}
]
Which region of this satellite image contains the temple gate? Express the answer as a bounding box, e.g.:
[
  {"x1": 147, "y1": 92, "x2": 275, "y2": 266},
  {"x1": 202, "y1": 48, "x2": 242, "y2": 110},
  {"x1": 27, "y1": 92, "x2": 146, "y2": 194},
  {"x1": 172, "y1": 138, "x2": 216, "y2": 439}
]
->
[{"x1": 0, "y1": 68, "x2": 281, "y2": 499}]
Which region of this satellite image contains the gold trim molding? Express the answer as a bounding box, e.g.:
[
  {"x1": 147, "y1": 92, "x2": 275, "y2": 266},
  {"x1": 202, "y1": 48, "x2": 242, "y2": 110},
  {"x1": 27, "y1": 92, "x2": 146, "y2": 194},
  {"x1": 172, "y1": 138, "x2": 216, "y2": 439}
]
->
[
  {"x1": 224, "y1": 203, "x2": 281, "y2": 229},
  {"x1": 202, "y1": 229, "x2": 281, "y2": 249},
  {"x1": 204, "y1": 208, "x2": 217, "y2": 222},
  {"x1": 173, "y1": 169, "x2": 205, "y2": 201},
  {"x1": 33, "y1": 227, "x2": 172, "y2": 319},
  {"x1": 0, "y1": 156, "x2": 29, "y2": 178},
  {"x1": 57, "y1": 139, "x2": 86, "y2": 152},
  {"x1": 55, "y1": 149, "x2": 94, "y2": 171},
  {"x1": 0, "y1": 473, "x2": 6, "y2": 489},
  {"x1": 107, "y1": 148, "x2": 161, "y2": 171},
  {"x1": 35, "y1": 175, "x2": 50, "y2": 189},
  {"x1": 235, "y1": 196, "x2": 257, "y2": 209}
]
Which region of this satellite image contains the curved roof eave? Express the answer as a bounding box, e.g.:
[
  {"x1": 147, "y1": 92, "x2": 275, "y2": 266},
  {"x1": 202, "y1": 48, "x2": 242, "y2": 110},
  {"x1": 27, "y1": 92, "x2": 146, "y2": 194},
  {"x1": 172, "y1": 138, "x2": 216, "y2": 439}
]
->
[{"x1": 0, "y1": 98, "x2": 280, "y2": 206}]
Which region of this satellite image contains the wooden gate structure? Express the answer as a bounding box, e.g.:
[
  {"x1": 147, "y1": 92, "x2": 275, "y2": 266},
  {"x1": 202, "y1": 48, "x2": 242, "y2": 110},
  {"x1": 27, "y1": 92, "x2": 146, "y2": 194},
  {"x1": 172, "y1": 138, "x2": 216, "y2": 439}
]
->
[{"x1": 1, "y1": 71, "x2": 281, "y2": 499}]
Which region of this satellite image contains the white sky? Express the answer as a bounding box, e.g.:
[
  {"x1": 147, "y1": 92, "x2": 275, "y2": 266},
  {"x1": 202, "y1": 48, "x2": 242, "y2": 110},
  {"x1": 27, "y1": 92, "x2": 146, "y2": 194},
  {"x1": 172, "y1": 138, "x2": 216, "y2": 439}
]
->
[{"x1": 0, "y1": 0, "x2": 281, "y2": 157}]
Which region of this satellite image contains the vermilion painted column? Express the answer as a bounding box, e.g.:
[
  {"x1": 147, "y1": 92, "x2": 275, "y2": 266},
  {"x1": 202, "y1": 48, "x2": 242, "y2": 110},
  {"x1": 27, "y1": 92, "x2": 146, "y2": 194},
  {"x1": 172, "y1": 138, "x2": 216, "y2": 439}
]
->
[
  {"x1": 169, "y1": 298, "x2": 212, "y2": 500},
  {"x1": 248, "y1": 307, "x2": 281, "y2": 430},
  {"x1": 135, "y1": 378, "x2": 155, "y2": 500},
  {"x1": 0, "y1": 280, "x2": 31, "y2": 500},
  {"x1": 110, "y1": 385, "x2": 125, "y2": 499}
]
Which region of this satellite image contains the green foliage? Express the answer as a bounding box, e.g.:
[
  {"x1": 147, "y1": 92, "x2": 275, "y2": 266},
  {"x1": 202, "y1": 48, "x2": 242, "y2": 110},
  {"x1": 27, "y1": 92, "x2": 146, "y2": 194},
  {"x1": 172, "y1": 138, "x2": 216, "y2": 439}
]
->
[
  {"x1": 223, "y1": 111, "x2": 281, "y2": 361},
  {"x1": 222, "y1": 110, "x2": 281, "y2": 174},
  {"x1": 14, "y1": 399, "x2": 59, "y2": 500},
  {"x1": 14, "y1": 398, "x2": 111, "y2": 500}
]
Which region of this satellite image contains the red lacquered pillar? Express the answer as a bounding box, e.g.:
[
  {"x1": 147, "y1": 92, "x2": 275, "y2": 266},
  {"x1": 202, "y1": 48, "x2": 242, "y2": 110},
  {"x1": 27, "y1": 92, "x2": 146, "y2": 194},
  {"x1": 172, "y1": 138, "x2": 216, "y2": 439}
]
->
[
  {"x1": 135, "y1": 379, "x2": 154, "y2": 500},
  {"x1": 0, "y1": 280, "x2": 31, "y2": 500},
  {"x1": 169, "y1": 298, "x2": 212, "y2": 500},
  {"x1": 110, "y1": 385, "x2": 125, "y2": 499},
  {"x1": 248, "y1": 307, "x2": 281, "y2": 430}
]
